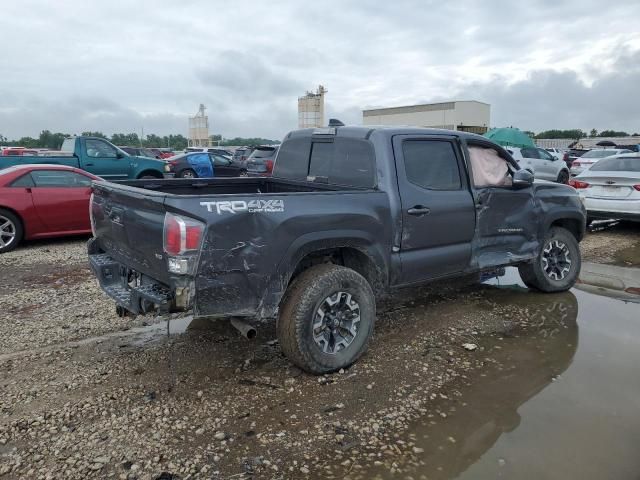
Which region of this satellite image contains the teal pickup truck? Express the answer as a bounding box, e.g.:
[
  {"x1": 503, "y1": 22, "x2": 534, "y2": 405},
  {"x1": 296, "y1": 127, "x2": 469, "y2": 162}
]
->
[{"x1": 0, "y1": 136, "x2": 166, "y2": 180}]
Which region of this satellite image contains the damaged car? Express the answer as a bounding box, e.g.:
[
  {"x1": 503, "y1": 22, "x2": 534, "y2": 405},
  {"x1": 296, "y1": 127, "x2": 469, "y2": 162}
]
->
[{"x1": 87, "y1": 123, "x2": 586, "y2": 374}]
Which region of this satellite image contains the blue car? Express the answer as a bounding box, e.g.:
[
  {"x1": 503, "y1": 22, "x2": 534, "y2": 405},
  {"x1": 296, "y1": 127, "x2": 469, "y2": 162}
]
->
[{"x1": 165, "y1": 152, "x2": 247, "y2": 178}]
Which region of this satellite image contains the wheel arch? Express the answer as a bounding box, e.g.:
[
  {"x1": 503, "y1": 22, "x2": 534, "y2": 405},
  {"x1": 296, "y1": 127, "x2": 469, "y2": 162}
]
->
[
  {"x1": 257, "y1": 232, "x2": 389, "y2": 319},
  {"x1": 549, "y1": 216, "x2": 585, "y2": 242},
  {"x1": 136, "y1": 169, "x2": 163, "y2": 179}
]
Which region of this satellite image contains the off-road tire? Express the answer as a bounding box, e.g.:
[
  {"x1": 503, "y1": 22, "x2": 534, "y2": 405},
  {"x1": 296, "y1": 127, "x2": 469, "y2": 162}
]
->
[
  {"x1": 277, "y1": 264, "x2": 375, "y2": 374},
  {"x1": 0, "y1": 208, "x2": 23, "y2": 253},
  {"x1": 518, "y1": 227, "x2": 581, "y2": 292}
]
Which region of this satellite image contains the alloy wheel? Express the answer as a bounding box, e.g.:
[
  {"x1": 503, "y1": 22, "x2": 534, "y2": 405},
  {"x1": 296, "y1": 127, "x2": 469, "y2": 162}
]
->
[
  {"x1": 0, "y1": 215, "x2": 16, "y2": 249},
  {"x1": 312, "y1": 291, "x2": 361, "y2": 354},
  {"x1": 542, "y1": 239, "x2": 572, "y2": 280}
]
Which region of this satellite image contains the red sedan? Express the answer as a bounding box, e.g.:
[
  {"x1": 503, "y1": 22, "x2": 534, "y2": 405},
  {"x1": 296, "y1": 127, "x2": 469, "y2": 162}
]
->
[{"x1": 0, "y1": 165, "x2": 99, "y2": 253}]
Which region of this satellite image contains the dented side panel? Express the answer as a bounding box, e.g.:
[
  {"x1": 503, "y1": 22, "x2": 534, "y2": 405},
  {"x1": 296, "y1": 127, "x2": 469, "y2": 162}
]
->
[{"x1": 163, "y1": 191, "x2": 393, "y2": 319}]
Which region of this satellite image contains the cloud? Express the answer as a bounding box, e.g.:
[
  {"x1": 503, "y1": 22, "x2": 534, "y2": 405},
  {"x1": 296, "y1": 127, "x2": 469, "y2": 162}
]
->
[
  {"x1": 452, "y1": 48, "x2": 640, "y2": 133},
  {"x1": 0, "y1": 0, "x2": 639, "y2": 140}
]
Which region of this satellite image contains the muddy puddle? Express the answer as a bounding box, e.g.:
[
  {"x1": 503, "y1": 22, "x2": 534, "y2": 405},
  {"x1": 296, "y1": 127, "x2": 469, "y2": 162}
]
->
[{"x1": 364, "y1": 263, "x2": 640, "y2": 480}]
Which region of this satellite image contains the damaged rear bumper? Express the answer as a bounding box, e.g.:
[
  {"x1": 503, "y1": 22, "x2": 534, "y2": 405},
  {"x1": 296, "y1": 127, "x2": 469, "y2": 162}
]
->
[{"x1": 88, "y1": 252, "x2": 174, "y2": 315}]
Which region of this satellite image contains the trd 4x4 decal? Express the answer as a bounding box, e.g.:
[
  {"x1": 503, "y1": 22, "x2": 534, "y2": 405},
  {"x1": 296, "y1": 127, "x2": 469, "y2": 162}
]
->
[{"x1": 200, "y1": 199, "x2": 285, "y2": 214}]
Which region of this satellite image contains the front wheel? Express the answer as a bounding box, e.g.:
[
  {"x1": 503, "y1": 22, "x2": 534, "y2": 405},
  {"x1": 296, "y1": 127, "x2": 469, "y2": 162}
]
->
[
  {"x1": 0, "y1": 209, "x2": 23, "y2": 253},
  {"x1": 277, "y1": 264, "x2": 375, "y2": 374},
  {"x1": 518, "y1": 227, "x2": 581, "y2": 292}
]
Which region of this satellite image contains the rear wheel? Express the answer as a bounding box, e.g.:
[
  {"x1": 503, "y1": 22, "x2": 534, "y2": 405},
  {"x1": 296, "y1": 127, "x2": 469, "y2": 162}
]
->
[
  {"x1": 518, "y1": 227, "x2": 581, "y2": 292},
  {"x1": 0, "y1": 209, "x2": 23, "y2": 253},
  {"x1": 557, "y1": 170, "x2": 569, "y2": 184},
  {"x1": 277, "y1": 264, "x2": 375, "y2": 374},
  {"x1": 239, "y1": 170, "x2": 248, "y2": 177},
  {"x1": 179, "y1": 169, "x2": 197, "y2": 179}
]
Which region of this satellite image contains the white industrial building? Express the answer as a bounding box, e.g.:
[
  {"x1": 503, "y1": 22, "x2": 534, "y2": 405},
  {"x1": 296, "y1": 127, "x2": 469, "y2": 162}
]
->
[
  {"x1": 298, "y1": 85, "x2": 327, "y2": 129},
  {"x1": 363, "y1": 100, "x2": 490, "y2": 134}
]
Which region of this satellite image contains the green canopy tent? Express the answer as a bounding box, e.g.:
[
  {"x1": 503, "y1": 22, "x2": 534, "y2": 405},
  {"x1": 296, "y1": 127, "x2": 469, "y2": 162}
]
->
[{"x1": 483, "y1": 127, "x2": 535, "y2": 148}]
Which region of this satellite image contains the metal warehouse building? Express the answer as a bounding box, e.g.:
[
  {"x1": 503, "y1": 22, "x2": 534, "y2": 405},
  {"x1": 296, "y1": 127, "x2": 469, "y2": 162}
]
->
[{"x1": 362, "y1": 100, "x2": 490, "y2": 134}]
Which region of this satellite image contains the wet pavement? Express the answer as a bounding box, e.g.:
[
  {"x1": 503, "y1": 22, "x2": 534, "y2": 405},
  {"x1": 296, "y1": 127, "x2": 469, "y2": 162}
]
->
[
  {"x1": 366, "y1": 265, "x2": 640, "y2": 480},
  {"x1": 2, "y1": 232, "x2": 640, "y2": 478}
]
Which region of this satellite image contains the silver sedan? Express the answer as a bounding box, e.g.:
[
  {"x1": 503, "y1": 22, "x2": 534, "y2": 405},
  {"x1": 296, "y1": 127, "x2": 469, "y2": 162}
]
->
[{"x1": 570, "y1": 153, "x2": 640, "y2": 223}]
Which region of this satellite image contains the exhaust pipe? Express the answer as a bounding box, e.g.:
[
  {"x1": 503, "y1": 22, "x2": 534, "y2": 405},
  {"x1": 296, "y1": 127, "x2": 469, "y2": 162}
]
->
[{"x1": 230, "y1": 317, "x2": 257, "y2": 339}]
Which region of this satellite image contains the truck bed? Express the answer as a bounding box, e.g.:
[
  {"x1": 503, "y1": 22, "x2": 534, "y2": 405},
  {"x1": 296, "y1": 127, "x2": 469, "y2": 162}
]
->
[{"x1": 114, "y1": 176, "x2": 355, "y2": 196}]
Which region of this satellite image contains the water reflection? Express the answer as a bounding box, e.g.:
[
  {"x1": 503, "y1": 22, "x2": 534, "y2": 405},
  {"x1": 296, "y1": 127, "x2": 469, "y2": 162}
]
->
[
  {"x1": 370, "y1": 290, "x2": 579, "y2": 480},
  {"x1": 575, "y1": 262, "x2": 640, "y2": 303}
]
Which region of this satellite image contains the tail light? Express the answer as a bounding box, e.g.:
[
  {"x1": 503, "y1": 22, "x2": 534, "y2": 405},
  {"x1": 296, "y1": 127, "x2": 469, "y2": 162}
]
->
[
  {"x1": 163, "y1": 212, "x2": 204, "y2": 256},
  {"x1": 89, "y1": 193, "x2": 97, "y2": 236},
  {"x1": 572, "y1": 161, "x2": 580, "y2": 167},
  {"x1": 568, "y1": 179, "x2": 590, "y2": 189},
  {"x1": 265, "y1": 159, "x2": 274, "y2": 172},
  {"x1": 633, "y1": 185, "x2": 640, "y2": 191}
]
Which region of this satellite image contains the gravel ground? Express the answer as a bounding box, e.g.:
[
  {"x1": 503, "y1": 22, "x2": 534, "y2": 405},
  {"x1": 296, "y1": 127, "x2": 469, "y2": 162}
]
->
[{"x1": 0, "y1": 227, "x2": 637, "y2": 479}]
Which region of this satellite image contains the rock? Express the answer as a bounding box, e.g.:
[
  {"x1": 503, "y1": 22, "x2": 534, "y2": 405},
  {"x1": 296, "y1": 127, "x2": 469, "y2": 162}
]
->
[
  {"x1": 412, "y1": 447, "x2": 424, "y2": 454},
  {"x1": 462, "y1": 343, "x2": 478, "y2": 351},
  {"x1": 300, "y1": 466, "x2": 310, "y2": 474},
  {"x1": 214, "y1": 431, "x2": 226, "y2": 440}
]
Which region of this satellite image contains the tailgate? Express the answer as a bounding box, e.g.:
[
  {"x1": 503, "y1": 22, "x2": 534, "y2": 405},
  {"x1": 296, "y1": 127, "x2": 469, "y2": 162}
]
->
[{"x1": 91, "y1": 182, "x2": 170, "y2": 283}]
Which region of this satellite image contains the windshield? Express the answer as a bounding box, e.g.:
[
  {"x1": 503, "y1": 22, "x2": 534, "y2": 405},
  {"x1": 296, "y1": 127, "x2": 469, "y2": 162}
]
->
[
  {"x1": 582, "y1": 150, "x2": 618, "y2": 159},
  {"x1": 590, "y1": 157, "x2": 640, "y2": 172}
]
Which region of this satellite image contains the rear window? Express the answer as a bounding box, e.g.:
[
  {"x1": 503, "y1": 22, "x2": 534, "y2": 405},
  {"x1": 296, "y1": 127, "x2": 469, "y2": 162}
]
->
[
  {"x1": 251, "y1": 148, "x2": 277, "y2": 159},
  {"x1": 582, "y1": 150, "x2": 617, "y2": 159},
  {"x1": 61, "y1": 138, "x2": 75, "y2": 152},
  {"x1": 590, "y1": 157, "x2": 640, "y2": 172},
  {"x1": 274, "y1": 137, "x2": 375, "y2": 187}
]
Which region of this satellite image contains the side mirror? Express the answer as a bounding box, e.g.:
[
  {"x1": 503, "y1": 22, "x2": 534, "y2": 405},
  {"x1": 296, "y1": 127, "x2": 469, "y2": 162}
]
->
[
  {"x1": 513, "y1": 169, "x2": 534, "y2": 188},
  {"x1": 116, "y1": 152, "x2": 125, "y2": 159}
]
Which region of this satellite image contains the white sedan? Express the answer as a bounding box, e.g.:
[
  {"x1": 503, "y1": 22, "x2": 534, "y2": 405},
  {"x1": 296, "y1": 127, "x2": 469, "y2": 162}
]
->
[
  {"x1": 570, "y1": 148, "x2": 632, "y2": 176},
  {"x1": 570, "y1": 153, "x2": 640, "y2": 223}
]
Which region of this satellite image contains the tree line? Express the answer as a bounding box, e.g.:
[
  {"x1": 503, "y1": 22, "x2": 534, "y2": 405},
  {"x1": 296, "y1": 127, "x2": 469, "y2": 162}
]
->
[
  {"x1": 524, "y1": 129, "x2": 639, "y2": 139},
  {"x1": 0, "y1": 130, "x2": 279, "y2": 150}
]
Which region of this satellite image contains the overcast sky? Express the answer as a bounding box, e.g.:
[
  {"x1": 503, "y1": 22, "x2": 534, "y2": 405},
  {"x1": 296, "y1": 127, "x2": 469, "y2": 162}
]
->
[{"x1": 1, "y1": 0, "x2": 639, "y2": 140}]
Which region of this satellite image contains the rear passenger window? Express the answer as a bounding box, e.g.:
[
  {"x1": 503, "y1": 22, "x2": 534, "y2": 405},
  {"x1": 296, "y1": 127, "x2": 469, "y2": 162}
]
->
[
  {"x1": 402, "y1": 140, "x2": 461, "y2": 190},
  {"x1": 10, "y1": 173, "x2": 35, "y2": 187}
]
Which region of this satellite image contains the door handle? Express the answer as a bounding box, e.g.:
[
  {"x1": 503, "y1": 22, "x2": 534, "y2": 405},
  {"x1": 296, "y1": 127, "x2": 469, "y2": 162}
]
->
[
  {"x1": 85, "y1": 163, "x2": 94, "y2": 166},
  {"x1": 407, "y1": 206, "x2": 431, "y2": 216}
]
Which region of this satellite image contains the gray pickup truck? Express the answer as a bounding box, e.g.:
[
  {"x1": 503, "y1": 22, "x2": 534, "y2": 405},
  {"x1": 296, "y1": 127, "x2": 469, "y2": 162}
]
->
[{"x1": 88, "y1": 124, "x2": 586, "y2": 373}]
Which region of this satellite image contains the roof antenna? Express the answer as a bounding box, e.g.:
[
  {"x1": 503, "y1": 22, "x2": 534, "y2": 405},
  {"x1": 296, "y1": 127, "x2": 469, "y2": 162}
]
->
[{"x1": 328, "y1": 118, "x2": 344, "y2": 127}]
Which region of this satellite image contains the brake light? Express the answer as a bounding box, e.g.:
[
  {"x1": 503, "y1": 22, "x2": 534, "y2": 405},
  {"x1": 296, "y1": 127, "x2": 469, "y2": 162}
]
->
[
  {"x1": 163, "y1": 212, "x2": 204, "y2": 256},
  {"x1": 265, "y1": 159, "x2": 274, "y2": 172},
  {"x1": 568, "y1": 179, "x2": 590, "y2": 189},
  {"x1": 572, "y1": 162, "x2": 580, "y2": 167},
  {"x1": 633, "y1": 185, "x2": 640, "y2": 191},
  {"x1": 89, "y1": 193, "x2": 96, "y2": 236}
]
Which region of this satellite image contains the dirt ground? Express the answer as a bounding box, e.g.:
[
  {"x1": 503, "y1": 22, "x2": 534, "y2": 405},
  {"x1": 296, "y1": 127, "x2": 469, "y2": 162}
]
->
[{"x1": 0, "y1": 225, "x2": 638, "y2": 479}]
